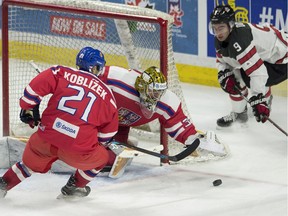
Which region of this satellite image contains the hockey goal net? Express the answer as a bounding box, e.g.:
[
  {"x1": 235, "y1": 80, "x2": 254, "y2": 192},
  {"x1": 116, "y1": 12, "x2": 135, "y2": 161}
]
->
[{"x1": 1, "y1": 0, "x2": 210, "y2": 163}]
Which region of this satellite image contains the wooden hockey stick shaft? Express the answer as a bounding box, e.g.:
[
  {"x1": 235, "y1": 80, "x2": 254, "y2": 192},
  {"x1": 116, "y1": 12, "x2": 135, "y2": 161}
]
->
[
  {"x1": 234, "y1": 86, "x2": 288, "y2": 136},
  {"x1": 115, "y1": 139, "x2": 200, "y2": 162}
]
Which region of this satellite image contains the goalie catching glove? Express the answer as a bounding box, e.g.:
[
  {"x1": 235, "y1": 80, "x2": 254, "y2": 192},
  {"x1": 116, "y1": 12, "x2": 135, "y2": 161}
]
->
[
  {"x1": 249, "y1": 93, "x2": 270, "y2": 123},
  {"x1": 186, "y1": 131, "x2": 228, "y2": 157},
  {"x1": 218, "y1": 69, "x2": 240, "y2": 95},
  {"x1": 19, "y1": 104, "x2": 41, "y2": 128}
]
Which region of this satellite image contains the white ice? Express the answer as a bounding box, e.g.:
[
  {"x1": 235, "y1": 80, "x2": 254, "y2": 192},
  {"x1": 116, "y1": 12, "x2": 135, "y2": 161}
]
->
[{"x1": 0, "y1": 83, "x2": 287, "y2": 216}]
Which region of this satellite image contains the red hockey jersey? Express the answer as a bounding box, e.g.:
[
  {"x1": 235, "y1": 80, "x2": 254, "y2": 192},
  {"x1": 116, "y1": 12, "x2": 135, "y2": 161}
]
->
[{"x1": 20, "y1": 65, "x2": 118, "y2": 153}]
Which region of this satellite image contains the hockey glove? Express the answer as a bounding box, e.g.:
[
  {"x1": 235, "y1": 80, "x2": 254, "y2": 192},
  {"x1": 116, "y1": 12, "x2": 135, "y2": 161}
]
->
[
  {"x1": 249, "y1": 93, "x2": 270, "y2": 123},
  {"x1": 197, "y1": 131, "x2": 227, "y2": 157},
  {"x1": 218, "y1": 69, "x2": 240, "y2": 95},
  {"x1": 20, "y1": 104, "x2": 41, "y2": 128}
]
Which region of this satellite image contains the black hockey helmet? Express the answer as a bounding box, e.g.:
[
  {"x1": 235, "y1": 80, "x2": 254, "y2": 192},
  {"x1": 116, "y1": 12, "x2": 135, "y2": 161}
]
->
[{"x1": 210, "y1": 5, "x2": 235, "y2": 24}]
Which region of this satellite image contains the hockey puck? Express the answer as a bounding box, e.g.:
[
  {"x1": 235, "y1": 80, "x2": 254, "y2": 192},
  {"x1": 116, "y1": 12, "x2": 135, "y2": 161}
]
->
[{"x1": 213, "y1": 179, "x2": 222, "y2": 186}]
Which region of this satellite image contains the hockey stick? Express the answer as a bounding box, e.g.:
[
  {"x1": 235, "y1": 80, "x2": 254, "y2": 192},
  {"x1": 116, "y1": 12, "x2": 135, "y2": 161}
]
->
[
  {"x1": 114, "y1": 138, "x2": 200, "y2": 162},
  {"x1": 119, "y1": 145, "x2": 164, "y2": 157},
  {"x1": 17, "y1": 136, "x2": 199, "y2": 162},
  {"x1": 234, "y1": 86, "x2": 288, "y2": 136},
  {"x1": 29, "y1": 60, "x2": 41, "y2": 74},
  {"x1": 15, "y1": 135, "x2": 199, "y2": 162}
]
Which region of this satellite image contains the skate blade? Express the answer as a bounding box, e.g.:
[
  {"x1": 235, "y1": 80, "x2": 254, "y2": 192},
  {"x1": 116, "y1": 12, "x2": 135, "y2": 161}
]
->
[{"x1": 56, "y1": 193, "x2": 86, "y2": 201}]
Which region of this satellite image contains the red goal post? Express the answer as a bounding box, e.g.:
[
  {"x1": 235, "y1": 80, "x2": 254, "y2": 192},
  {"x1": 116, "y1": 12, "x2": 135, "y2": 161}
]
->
[{"x1": 1, "y1": 0, "x2": 189, "y2": 161}]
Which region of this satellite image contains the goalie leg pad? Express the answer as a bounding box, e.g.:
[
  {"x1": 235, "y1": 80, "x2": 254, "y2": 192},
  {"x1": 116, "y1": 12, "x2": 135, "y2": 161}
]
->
[
  {"x1": 0, "y1": 137, "x2": 26, "y2": 168},
  {"x1": 107, "y1": 138, "x2": 165, "y2": 178},
  {"x1": 107, "y1": 137, "x2": 139, "y2": 178},
  {"x1": 108, "y1": 155, "x2": 133, "y2": 179}
]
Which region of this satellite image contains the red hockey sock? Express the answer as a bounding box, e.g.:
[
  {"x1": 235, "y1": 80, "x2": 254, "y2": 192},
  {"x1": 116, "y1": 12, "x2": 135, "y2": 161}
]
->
[
  {"x1": 3, "y1": 168, "x2": 23, "y2": 190},
  {"x1": 74, "y1": 170, "x2": 91, "y2": 188}
]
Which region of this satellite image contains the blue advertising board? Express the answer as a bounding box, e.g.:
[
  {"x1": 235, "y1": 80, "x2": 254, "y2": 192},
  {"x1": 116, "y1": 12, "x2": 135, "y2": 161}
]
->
[
  {"x1": 0, "y1": 0, "x2": 199, "y2": 55},
  {"x1": 1, "y1": 0, "x2": 286, "y2": 58},
  {"x1": 104, "y1": 0, "x2": 199, "y2": 55},
  {"x1": 207, "y1": 0, "x2": 288, "y2": 57}
]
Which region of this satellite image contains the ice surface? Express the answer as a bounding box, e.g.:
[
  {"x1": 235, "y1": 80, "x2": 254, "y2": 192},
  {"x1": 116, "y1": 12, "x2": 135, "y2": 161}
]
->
[{"x1": 0, "y1": 83, "x2": 287, "y2": 216}]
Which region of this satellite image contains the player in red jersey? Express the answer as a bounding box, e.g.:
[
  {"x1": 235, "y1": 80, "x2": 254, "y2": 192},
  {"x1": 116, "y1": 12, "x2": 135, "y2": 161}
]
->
[
  {"x1": 0, "y1": 47, "x2": 118, "y2": 199},
  {"x1": 209, "y1": 5, "x2": 287, "y2": 128},
  {"x1": 99, "y1": 65, "x2": 228, "y2": 178}
]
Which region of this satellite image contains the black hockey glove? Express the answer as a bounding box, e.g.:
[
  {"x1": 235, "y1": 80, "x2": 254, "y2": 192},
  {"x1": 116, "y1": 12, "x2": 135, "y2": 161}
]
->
[
  {"x1": 249, "y1": 93, "x2": 270, "y2": 123},
  {"x1": 20, "y1": 104, "x2": 41, "y2": 128},
  {"x1": 218, "y1": 69, "x2": 240, "y2": 95}
]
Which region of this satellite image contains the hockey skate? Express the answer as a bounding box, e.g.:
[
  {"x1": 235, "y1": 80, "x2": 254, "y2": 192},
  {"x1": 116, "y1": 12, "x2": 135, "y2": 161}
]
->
[
  {"x1": 58, "y1": 175, "x2": 91, "y2": 199},
  {"x1": 217, "y1": 107, "x2": 248, "y2": 128},
  {"x1": 0, "y1": 177, "x2": 8, "y2": 198}
]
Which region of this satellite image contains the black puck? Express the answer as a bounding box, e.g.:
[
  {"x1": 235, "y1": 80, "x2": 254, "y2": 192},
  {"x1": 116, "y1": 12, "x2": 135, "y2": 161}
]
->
[{"x1": 213, "y1": 179, "x2": 222, "y2": 186}]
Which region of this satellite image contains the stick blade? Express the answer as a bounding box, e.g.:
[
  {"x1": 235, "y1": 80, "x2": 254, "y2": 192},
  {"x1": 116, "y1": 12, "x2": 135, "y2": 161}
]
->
[{"x1": 169, "y1": 138, "x2": 200, "y2": 162}]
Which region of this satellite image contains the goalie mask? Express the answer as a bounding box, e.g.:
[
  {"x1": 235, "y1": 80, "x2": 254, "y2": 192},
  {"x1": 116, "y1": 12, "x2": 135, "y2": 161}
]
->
[
  {"x1": 76, "y1": 47, "x2": 106, "y2": 76},
  {"x1": 209, "y1": 5, "x2": 236, "y2": 35},
  {"x1": 135, "y1": 66, "x2": 167, "y2": 118}
]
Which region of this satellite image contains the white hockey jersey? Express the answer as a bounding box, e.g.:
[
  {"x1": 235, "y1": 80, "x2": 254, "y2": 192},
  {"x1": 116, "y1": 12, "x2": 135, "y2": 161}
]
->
[{"x1": 215, "y1": 22, "x2": 287, "y2": 95}]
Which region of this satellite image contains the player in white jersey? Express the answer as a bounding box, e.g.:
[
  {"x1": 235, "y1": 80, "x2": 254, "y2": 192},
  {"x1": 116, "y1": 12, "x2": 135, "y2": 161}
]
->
[{"x1": 209, "y1": 5, "x2": 287, "y2": 127}]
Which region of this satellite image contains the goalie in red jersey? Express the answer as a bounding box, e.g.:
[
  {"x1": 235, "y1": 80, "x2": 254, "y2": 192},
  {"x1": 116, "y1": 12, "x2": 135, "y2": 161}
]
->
[
  {"x1": 209, "y1": 5, "x2": 287, "y2": 128},
  {"x1": 0, "y1": 47, "x2": 119, "y2": 199},
  {"x1": 98, "y1": 64, "x2": 228, "y2": 178}
]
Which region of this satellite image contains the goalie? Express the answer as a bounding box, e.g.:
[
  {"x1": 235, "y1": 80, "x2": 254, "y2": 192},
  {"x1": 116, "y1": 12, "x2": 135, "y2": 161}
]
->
[{"x1": 94, "y1": 48, "x2": 229, "y2": 178}]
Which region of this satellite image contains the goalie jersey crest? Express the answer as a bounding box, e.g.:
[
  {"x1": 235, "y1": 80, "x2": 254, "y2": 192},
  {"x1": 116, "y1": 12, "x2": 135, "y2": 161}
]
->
[{"x1": 118, "y1": 107, "x2": 141, "y2": 125}]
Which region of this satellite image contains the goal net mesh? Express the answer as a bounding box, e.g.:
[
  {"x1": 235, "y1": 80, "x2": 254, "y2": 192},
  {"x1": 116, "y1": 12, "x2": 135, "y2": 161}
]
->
[{"x1": 2, "y1": 0, "x2": 207, "y2": 162}]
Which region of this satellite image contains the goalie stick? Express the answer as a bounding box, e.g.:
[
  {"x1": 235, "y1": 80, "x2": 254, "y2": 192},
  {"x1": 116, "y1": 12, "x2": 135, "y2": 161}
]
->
[
  {"x1": 114, "y1": 138, "x2": 200, "y2": 162},
  {"x1": 234, "y1": 86, "x2": 287, "y2": 137},
  {"x1": 118, "y1": 145, "x2": 164, "y2": 158},
  {"x1": 15, "y1": 136, "x2": 199, "y2": 163}
]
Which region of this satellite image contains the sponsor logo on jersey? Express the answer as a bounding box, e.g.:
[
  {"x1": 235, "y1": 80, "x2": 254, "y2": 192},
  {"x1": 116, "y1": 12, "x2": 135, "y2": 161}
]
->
[{"x1": 52, "y1": 117, "x2": 79, "y2": 138}]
